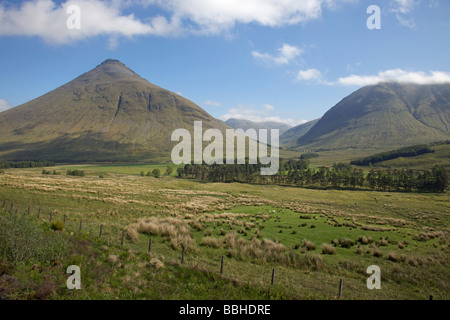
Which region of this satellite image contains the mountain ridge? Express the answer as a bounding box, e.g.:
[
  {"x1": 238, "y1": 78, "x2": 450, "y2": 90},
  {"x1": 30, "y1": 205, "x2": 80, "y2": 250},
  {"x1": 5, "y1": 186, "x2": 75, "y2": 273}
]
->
[{"x1": 294, "y1": 82, "x2": 450, "y2": 150}]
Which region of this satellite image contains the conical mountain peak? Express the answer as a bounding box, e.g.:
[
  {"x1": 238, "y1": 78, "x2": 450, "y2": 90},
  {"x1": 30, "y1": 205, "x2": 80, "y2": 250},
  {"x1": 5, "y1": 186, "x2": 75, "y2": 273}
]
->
[
  {"x1": 74, "y1": 58, "x2": 143, "y2": 84},
  {"x1": 0, "y1": 59, "x2": 229, "y2": 161}
]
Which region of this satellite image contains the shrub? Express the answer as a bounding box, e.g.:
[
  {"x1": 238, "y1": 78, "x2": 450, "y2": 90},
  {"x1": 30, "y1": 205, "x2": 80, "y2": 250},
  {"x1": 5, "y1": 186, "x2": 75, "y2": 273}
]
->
[
  {"x1": 321, "y1": 243, "x2": 336, "y2": 255},
  {"x1": 50, "y1": 220, "x2": 64, "y2": 231},
  {"x1": 66, "y1": 169, "x2": 85, "y2": 177},
  {"x1": 310, "y1": 224, "x2": 316, "y2": 229},
  {"x1": 379, "y1": 239, "x2": 389, "y2": 246},
  {"x1": 99, "y1": 175, "x2": 105, "y2": 179},
  {"x1": 0, "y1": 212, "x2": 67, "y2": 263},
  {"x1": 140, "y1": 171, "x2": 145, "y2": 177},
  {"x1": 152, "y1": 169, "x2": 161, "y2": 178},
  {"x1": 331, "y1": 239, "x2": 339, "y2": 247}
]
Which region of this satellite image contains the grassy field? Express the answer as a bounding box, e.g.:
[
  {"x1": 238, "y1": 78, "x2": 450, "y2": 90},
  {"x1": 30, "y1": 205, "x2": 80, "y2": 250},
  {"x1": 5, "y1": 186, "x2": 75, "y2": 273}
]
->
[{"x1": 0, "y1": 164, "x2": 448, "y2": 300}]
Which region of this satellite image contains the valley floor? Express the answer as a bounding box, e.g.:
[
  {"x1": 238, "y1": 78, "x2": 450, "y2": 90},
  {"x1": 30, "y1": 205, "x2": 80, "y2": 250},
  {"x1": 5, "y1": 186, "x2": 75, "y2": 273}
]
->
[{"x1": 0, "y1": 165, "x2": 449, "y2": 300}]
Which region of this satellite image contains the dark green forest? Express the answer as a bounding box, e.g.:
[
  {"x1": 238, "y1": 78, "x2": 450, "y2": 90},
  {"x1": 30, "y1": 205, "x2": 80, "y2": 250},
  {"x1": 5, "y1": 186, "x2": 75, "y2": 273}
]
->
[{"x1": 178, "y1": 160, "x2": 448, "y2": 193}]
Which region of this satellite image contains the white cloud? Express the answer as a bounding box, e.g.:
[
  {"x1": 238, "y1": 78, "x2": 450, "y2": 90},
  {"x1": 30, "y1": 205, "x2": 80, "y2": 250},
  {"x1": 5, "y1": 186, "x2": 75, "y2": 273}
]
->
[
  {"x1": 390, "y1": 0, "x2": 418, "y2": 28},
  {"x1": 0, "y1": 99, "x2": 13, "y2": 112},
  {"x1": 294, "y1": 68, "x2": 450, "y2": 86},
  {"x1": 252, "y1": 44, "x2": 303, "y2": 66},
  {"x1": 203, "y1": 100, "x2": 221, "y2": 107},
  {"x1": 296, "y1": 68, "x2": 323, "y2": 82},
  {"x1": 147, "y1": 0, "x2": 329, "y2": 34},
  {"x1": 336, "y1": 69, "x2": 450, "y2": 86},
  {"x1": 390, "y1": 0, "x2": 417, "y2": 14},
  {"x1": 395, "y1": 14, "x2": 416, "y2": 28},
  {"x1": 220, "y1": 104, "x2": 307, "y2": 126},
  {"x1": 0, "y1": 0, "x2": 343, "y2": 45},
  {"x1": 0, "y1": 0, "x2": 179, "y2": 45}
]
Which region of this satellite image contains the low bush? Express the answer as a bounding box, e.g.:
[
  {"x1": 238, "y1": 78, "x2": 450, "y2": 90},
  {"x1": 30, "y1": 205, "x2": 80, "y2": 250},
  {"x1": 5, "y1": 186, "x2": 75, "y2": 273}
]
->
[
  {"x1": 0, "y1": 212, "x2": 67, "y2": 263},
  {"x1": 50, "y1": 220, "x2": 64, "y2": 231}
]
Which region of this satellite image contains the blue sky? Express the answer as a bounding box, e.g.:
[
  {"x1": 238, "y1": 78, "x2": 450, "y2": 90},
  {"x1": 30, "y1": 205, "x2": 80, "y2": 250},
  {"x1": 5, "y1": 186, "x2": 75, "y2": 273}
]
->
[{"x1": 0, "y1": 0, "x2": 449, "y2": 126}]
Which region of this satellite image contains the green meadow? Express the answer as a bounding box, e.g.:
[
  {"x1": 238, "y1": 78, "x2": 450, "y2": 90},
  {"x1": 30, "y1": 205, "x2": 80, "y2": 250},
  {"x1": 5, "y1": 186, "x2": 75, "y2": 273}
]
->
[{"x1": 0, "y1": 164, "x2": 448, "y2": 300}]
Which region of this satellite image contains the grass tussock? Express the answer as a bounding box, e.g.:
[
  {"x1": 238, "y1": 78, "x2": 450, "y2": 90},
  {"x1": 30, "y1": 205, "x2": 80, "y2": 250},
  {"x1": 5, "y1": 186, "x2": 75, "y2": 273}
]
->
[
  {"x1": 321, "y1": 243, "x2": 336, "y2": 255},
  {"x1": 127, "y1": 217, "x2": 197, "y2": 252}
]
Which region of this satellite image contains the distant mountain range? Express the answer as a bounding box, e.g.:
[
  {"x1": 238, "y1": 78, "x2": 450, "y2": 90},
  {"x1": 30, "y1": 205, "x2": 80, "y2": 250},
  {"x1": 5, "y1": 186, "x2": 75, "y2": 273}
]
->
[
  {"x1": 225, "y1": 118, "x2": 292, "y2": 135},
  {"x1": 0, "y1": 59, "x2": 229, "y2": 161},
  {"x1": 0, "y1": 60, "x2": 449, "y2": 162},
  {"x1": 279, "y1": 118, "x2": 320, "y2": 147}
]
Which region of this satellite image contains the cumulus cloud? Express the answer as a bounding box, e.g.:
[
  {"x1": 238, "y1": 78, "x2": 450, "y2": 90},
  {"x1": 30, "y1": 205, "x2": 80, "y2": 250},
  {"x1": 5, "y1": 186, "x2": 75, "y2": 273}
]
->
[
  {"x1": 146, "y1": 0, "x2": 328, "y2": 34},
  {"x1": 0, "y1": 0, "x2": 179, "y2": 45},
  {"x1": 0, "y1": 0, "x2": 340, "y2": 45},
  {"x1": 252, "y1": 44, "x2": 303, "y2": 66},
  {"x1": 296, "y1": 68, "x2": 324, "y2": 82},
  {"x1": 0, "y1": 99, "x2": 13, "y2": 112},
  {"x1": 336, "y1": 69, "x2": 450, "y2": 86},
  {"x1": 220, "y1": 104, "x2": 307, "y2": 126}
]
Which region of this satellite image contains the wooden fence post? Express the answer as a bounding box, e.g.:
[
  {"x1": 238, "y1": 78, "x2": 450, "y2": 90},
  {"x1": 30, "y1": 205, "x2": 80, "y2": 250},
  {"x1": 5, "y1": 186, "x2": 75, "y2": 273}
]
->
[
  {"x1": 338, "y1": 279, "x2": 343, "y2": 299},
  {"x1": 148, "y1": 238, "x2": 152, "y2": 253},
  {"x1": 220, "y1": 256, "x2": 224, "y2": 274},
  {"x1": 2, "y1": 199, "x2": 5, "y2": 209},
  {"x1": 121, "y1": 230, "x2": 125, "y2": 246},
  {"x1": 27, "y1": 206, "x2": 30, "y2": 215},
  {"x1": 37, "y1": 207, "x2": 41, "y2": 219},
  {"x1": 49, "y1": 212, "x2": 52, "y2": 222},
  {"x1": 99, "y1": 224, "x2": 103, "y2": 237},
  {"x1": 79, "y1": 219, "x2": 83, "y2": 232},
  {"x1": 271, "y1": 269, "x2": 275, "y2": 285},
  {"x1": 9, "y1": 203, "x2": 13, "y2": 213}
]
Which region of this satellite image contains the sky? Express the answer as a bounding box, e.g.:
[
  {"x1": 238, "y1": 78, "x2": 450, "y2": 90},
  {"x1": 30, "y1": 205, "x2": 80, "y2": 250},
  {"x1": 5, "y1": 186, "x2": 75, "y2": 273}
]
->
[{"x1": 0, "y1": 0, "x2": 449, "y2": 126}]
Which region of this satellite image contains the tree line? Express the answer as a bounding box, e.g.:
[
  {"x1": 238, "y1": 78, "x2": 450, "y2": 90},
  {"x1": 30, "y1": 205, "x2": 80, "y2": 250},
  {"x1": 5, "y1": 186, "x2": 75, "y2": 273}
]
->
[
  {"x1": 350, "y1": 145, "x2": 434, "y2": 166},
  {"x1": 0, "y1": 160, "x2": 55, "y2": 169},
  {"x1": 177, "y1": 160, "x2": 448, "y2": 193}
]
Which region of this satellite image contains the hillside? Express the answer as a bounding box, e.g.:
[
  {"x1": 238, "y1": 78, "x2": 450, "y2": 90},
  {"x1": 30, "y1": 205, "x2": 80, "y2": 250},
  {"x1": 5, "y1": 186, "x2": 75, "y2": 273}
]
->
[
  {"x1": 280, "y1": 118, "x2": 320, "y2": 147},
  {"x1": 375, "y1": 143, "x2": 450, "y2": 170},
  {"x1": 295, "y1": 83, "x2": 450, "y2": 151},
  {"x1": 0, "y1": 59, "x2": 230, "y2": 162},
  {"x1": 225, "y1": 118, "x2": 292, "y2": 135}
]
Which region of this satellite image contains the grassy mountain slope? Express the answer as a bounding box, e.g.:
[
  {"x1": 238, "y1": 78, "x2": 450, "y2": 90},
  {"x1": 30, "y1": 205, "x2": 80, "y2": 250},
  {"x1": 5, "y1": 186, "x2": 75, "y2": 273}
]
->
[
  {"x1": 0, "y1": 59, "x2": 230, "y2": 161},
  {"x1": 295, "y1": 83, "x2": 450, "y2": 150},
  {"x1": 280, "y1": 118, "x2": 320, "y2": 147},
  {"x1": 375, "y1": 143, "x2": 450, "y2": 170}
]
